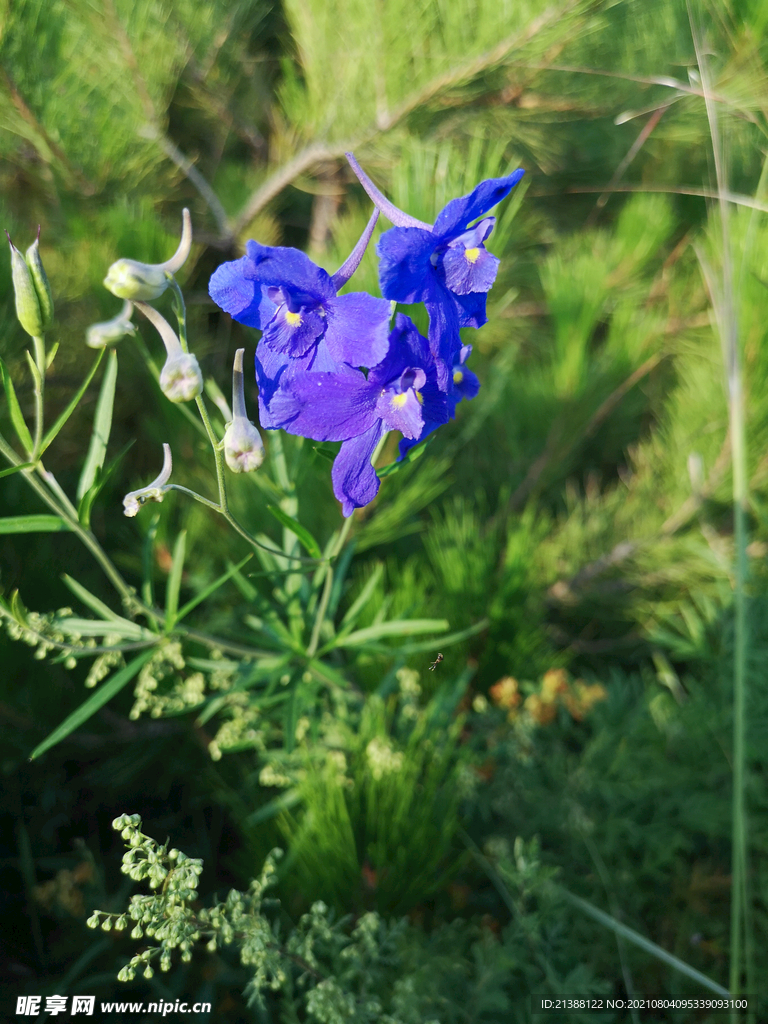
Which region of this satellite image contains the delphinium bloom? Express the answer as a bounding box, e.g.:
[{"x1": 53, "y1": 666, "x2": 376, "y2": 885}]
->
[
  {"x1": 346, "y1": 153, "x2": 524, "y2": 388},
  {"x1": 269, "y1": 314, "x2": 448, "y2": 516},
  {"x1": 398, "y1": 343, "x2": 479, "y2": 460},
  {"x1": 208, "y1": 211, "x2": 391, "y2": 427}
]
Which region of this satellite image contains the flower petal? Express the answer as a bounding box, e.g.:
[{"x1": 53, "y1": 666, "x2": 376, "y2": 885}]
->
[
  {"x1": 323, "y1": 292, "x2": 391, "y2": 367},
  {"x1": 432, "y1": 169, "x2": 525, "y2": 238},
  {"x1": 377, "y1": 227, "x2": 437, "y2": 304},
  {"x1": 442, "y1": 245, "x2": 499, "y2": 295},
  {"x1": 376, "y1": 384, "x2": 424, "y2": 439},
  {"x1": 262, "y1": 304, "x2": 326, "y2": 357},
  {"x1": 245, "y1": 240, "x2": 335, "y2": 303},
  {"x1": 209, "y1": 258, "x2": 276, "y2": 329},
  {"x1": 256, "y1": 337, "x2": 341, "y2": 428},
  {"x1": 270, "y1": 370, "x2": 378, "y2": 441},
  {"x1": 425, "y1": 281, "x2": 462, "y2": 390},
  {"x1": 332, "y1": 420, "x2": 384, "y2": 517}
]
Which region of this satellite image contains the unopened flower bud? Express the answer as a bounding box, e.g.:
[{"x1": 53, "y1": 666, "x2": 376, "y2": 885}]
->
[
  {"x1": 86, "y1": 300, "x2": 136, "y2": 348},
  {"x1": 103, "y1": 208, "x2": 192, "y2": 301},
  {"x1": 25, "y1": 231, "x2": 54, "y2": 332},
  {"x1": 160, "y1": 352, "x2": 203, "y2": 403},
  {"x1": 134, "y1": 300, "x2": 203, "y2": 403},
  {"x1": 123, "y1": 443, "x2": 173, "y2": 517},
  {"x1": 6, "y1": 231, "x2": 45, "y2": 337},
  {"x1": 223, "y1": 348, "x2": 264, "y2": 473}
]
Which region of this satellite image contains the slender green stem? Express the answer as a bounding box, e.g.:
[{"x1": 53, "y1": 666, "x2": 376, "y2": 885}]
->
[
  {"x1": 306, "y1": 510, "x2": 355, "y2": 658},
  {"x1": 31, "y1": 335, "x2": 45, "y2": 460},
  {"x1": 166, "y1": 483, "x2": 221, "y2": 512}
]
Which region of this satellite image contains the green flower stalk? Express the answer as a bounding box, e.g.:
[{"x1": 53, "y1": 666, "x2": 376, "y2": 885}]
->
[
  {"x1": 134, "y1": 301, "x2": 203, "y2": 403},
  {"x1": 86, "y1": 300, "x2": 136, "y2": 348},
  {"x1": 6, "y1": 229, "x2": 54, "y2": 337},
  {"x1": 103, "y1": 208, "x2": 192, "y2": 301},
  {"x1": 123, "y1": 443, "x2": 173, "y2": 517},
  {"x1": 223, "y1": 348, "x2": 264, "y2": 473}
]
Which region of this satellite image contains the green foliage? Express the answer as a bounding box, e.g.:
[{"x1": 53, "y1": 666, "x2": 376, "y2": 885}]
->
[{"x1": 3, "y1": 0, "x2": 768, "y2": 1018}]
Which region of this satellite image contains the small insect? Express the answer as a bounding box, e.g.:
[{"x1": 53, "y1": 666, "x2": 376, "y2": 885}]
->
[{"x1": 428, "y1": 653, "x2": 444, "y2": 671}]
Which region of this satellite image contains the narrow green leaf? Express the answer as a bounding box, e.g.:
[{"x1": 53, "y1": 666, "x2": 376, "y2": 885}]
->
[
  {"x1": 0, "y1": 462, "x2": 34, "y2": 479},
  {"x1": 56, "y1": 617, "x2": 147, "y2": 639},
  {"x1": 558, "y1": 889, "x2": 731, "y2": 997},
  {"x1": 0, "y1": 355, "x2": 34, "y2": 452},
  {"x1": 175, "y1": 552, "x2": 253, "y2": 624},
  {"x1": 333, "y1": 618, "x2": 449, "y2": 648},
  {"x1": 41, "y1": 349, "x2": 104, "y2": 453},
  {"x1": 245, "y1": 789, "x2": 301, "y2": 826},
  {"x1": 266, "y1": 505, "x2": 322, "y2": 559},
  {"x1": 77, "y1": 349, "x2": 117, "y2": 501},
  {"x1": 77, "y1": 439, "x2": 134, "y2": 529},
  {"x1": 377, "y1": 434, "x2": 435, "y2": 478},
  {"x1": 164, "y1": 529, "x2": 187, "y2": 631},
  {"x1": 0, "y1": 514, "x2": 70, "y2": 534},
  {"x1": 24, "y1": 349, "x2": 42, "y2": 390},
  {"x1": 312, "y1": 443, "x2": 338, "y2": 464},
  {"x1": 61, "y1": 574, "x2": 124, "y2": 622},
  {"x1": 29, "y1": 650, "x2": 155, "y2": 760},
  {"x1": 45, "y1": 342, "x2": 60, "y2": 370},
  {"x1": 340, "y1": 563, "x2": 384, "y2": 629}
]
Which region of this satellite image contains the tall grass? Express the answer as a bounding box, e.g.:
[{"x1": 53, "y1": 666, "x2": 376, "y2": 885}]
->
[{"x1": 688, "y1": 6, "x2": 754, "y2": 1017}]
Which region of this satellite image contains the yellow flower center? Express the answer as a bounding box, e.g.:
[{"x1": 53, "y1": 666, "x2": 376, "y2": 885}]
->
[
  {"x1": 391, "y1": 393, "x2": 408, "y2": 409},
  {"x1": 464, "y1": 247, "x2": 480, "y2": 264},
  {"x1": 453, "y1": 370, "x2": 464, "y2": 385},
  {"x1": 416, "y1": 390, "x2": 424, "y2": 405},
  {"x1": 285, "y1": 310, "x2": 302, "y2": 327}
]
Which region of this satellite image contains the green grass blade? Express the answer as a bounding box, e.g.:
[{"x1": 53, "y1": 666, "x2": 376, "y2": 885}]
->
[
  {"x1": 77, "y1": 349, "x2": 117, "y2": 502},
  {"x1": 0, "y1": 462, "x2": 34, "y2": 478},
  {"x1": 175, "y1": 552, "x2": 253, "y2": 624},
  {"x1": 333, "y1": 618, "x2": 449, "y2": 648},
  {"x1": 0, "y1": 355, "x2": 34, "y2": 453},
  {"x1": 245, "y1": 789, "x2": 301, "y2": 826},
  {"x1": 41, "y1": 348, "x2": 104, "y2": 454},
  {"x1": 559, "y1": 889, "x2": 731, "y2": 997},
  {"x1": 267, "y1": 505, "x2": 322, "y2": 559},
  {"x1": 339, "y1": 563, "x2": 384, "y2": 629},
  {"x1": 61, "y1": 573, "x2": 124, "y2": 622},
  {"x1": 0, "y1": 514, "x2": 70, "y2": 534},
  {"x1": 29, "y1": 649, "x2": 155, "y2": 760},
  {"x1": 376, "y1": 434, "x2": 435, "y2": 477},
  {"x1": 164, "y1": 529, "x2": 187, "y2": 631}
]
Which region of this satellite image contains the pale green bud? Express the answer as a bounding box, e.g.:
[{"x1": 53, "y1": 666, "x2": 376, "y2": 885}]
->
[
  {"x1": 103, "y1": 208, "x2": 192, "y2": 301},
  {"x1": 160, "y1": 352, "x2": 203, "y2": 403},
  {"x1": 25, "y1": 232, "x2": 54, "y2": 332},
  {"x1": 133, "y1": 300, "x2": 203, "y2": 403},
  {"x1": 86, "y1": 300, "x2": 135, "y2": 348},
  {"x1": 224, "y1": 348, "x2": 264, "y2": 472},
  {"x1": 7, "y1": 232, "x2": 44, "y2": 337}
]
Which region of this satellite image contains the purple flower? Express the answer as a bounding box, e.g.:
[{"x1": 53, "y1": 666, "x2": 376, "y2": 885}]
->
[
  {"x1": 398, "y1": 343, "x2": 480, "y2": 460},
  {"x1": 346, "y1": 153, "x2": 524, "y2": 389},
  {"x1": 270, "y1": 315, "x2": 448, "y2": 516},
  {"x1": 208, "y1": 211, "x2": 391, "y2": 426}
]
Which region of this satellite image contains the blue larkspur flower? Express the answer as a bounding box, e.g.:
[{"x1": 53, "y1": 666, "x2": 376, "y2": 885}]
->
[
  {"x1": 270, "y1": 314, "x2": 448, "y2": 516},
  {"x1": 208, "y1": 211, "x2": 391, "y2": 426},
  {"x1": 398, "y1": 343, "x2": 480, "y2": 460},
  {"x1": 346, "y1": 153, "x2": 524, "y2": 389}
]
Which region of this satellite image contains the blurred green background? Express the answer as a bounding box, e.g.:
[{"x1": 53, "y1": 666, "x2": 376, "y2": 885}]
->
[{"x1": 1, "y1": 0, "x2": 766, "y2": 1019}]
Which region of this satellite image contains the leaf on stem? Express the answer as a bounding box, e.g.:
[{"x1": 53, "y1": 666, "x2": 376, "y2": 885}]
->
[
  {"x1": 29, "y1": 650, "x2": 155, "y2": 760},
  {"x1": 41, "y1": 349, "x2": 105, "y2": 454},
  {"x1": 164, "y1": 529, "x2": 187, "y2": 631},
  {"x1": 267, "y1": 505, "x2": 322, "y2": 559},
  {"x1": 0, "y1": 514, "x2": 71, "y2": 534},
  {"x1": 77, "y1": 349, "x2": 118, "y2": 502},
  {"x1": 0, "y1": 355, "x2": 34, "y2": 453}
]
